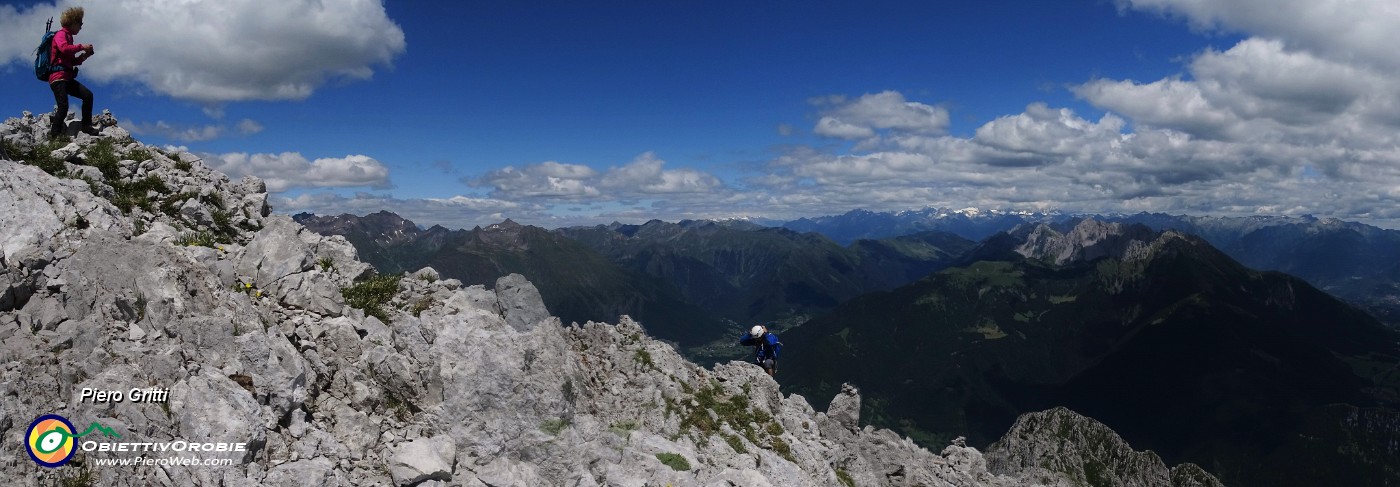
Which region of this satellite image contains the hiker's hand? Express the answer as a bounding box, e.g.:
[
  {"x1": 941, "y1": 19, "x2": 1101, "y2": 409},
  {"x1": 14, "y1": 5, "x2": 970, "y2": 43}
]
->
[{"x1": 84, "y1": 45, "x2": 94, "y2": 55}]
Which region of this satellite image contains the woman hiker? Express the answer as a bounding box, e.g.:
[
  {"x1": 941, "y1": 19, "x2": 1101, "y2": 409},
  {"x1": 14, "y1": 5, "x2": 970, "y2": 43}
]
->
[{"x1": 48, "y1": 6, "x2": 99, "y2": 138}]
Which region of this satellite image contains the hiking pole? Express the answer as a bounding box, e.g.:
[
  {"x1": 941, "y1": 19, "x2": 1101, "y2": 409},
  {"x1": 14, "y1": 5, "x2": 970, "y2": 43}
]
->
[{"x1": 46, "y1": 17, "x2": 52, "y2": 33}]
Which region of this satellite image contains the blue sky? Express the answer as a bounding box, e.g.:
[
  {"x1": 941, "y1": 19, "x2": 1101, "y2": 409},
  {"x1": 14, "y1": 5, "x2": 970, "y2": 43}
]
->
[{"x1": 5, "y1": 1, "x2": 1399, "y2": 229}]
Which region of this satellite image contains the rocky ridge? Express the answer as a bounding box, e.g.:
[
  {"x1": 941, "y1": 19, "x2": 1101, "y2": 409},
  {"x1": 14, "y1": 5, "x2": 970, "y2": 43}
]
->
[
  {"x1": 0, "y1": 112, "x2": 1219, "y2": 486},
  {"x1": 1010, "y1": 220, "x2": 1162, "y2": 266}
]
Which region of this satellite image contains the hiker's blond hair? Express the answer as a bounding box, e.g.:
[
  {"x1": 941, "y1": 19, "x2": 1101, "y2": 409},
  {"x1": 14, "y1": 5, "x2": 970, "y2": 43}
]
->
[{"x1": 60, "y1": 7, "x2": 84, "y2": 29}]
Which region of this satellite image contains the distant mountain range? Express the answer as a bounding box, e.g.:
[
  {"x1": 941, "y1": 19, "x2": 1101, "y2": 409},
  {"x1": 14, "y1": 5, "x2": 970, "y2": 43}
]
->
[
  {"x1": 785, "y1": 208, "x2": 1400, "y2": 329},
  {"x1": 295, "y1": 212, "x2": 723, "y2": 344},
  {"x1": 782, "y1": 207, "x2": 1061, "y2": 244},
  {"x1": 780, "y1": 219, "x2": 1400, "y2": 487},
  {"x1": 295, "y1": 212, "x2": 973, "y2": 349},
  {"x1": 556, "y1": 219, "x2": 974, "y2": 326}
]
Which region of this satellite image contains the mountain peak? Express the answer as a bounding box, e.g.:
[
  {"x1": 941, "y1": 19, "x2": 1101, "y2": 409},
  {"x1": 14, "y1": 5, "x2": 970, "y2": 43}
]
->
[{"x1": 1012, "y1": 218, "x2": 1160, "y2": 265}]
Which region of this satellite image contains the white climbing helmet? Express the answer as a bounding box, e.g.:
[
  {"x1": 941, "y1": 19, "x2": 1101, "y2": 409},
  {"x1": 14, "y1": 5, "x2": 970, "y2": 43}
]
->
[{"x1": 750, "y1": 325, "x2": 765, "y2": 336}]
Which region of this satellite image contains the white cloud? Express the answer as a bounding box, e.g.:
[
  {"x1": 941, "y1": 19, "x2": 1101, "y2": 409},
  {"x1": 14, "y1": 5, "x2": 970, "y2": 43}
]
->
[
  {"x1": 0, "y1": 1, "x2": 405, "y2": 103},
  {"x1": 1119, "y1": 0, "x2": 1400, "y2": 70},
  {"x1": 973, "y1": 103, "x2": 1126, "y2": 159},
  {"x1": 813, "y1": 117, "x2": 876, "y2": 140},
  {"x1": 473, "y1": 153, "x2": 723, "y2": 203},
  {"x1": 125, "y1": 118, "x2": 264, "y2": 142},
  {"x1": 205, "y1": 152, "x2": 392, "y2": 192},
  {"x1": 600, "y1": 153, "x2": 722, "y2": 195},
  {"x1": 1073, "y1": 78, "x2": 1239, "y2": 139},
  {"x1": 812, "y1": 91, "x2": 950, "y2": 140},
  {"x1": 474, "y1": 162, "x2": 601, "y2": 199},
  {"x1": 236, "y1": 119, "x2": 264, "y2": 135}
]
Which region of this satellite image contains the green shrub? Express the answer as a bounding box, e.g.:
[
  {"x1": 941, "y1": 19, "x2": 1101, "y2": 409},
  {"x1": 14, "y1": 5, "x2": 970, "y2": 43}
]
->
[
  {"x1": 126, "y1": 146, "x2": 152, "y2": 163},
  {"x1": 11, "y1": 137, "x2": 69, "y2": 176},
  {"x1": 655, "y1": 452, "x2": 691, "y2": 471},
  {"x1": 83, "y1": 138, "x2": 121, "y2": 180},
  {"x1": 341, "y1": 274, "x2": 401, "y2": 323},
  {"x1": 110, "y1": 175, "x2": 167, "y2": 213},
  {"x1": 159, "y1": 191, "x2": 198, "y2": 219}
]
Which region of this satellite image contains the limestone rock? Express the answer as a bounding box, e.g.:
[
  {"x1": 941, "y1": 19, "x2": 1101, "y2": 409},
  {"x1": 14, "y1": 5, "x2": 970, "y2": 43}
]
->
[
  {"x1": 984, "y1": 407, "x2": 1214, "y2": 487},
  {"x1": 388, "y1": 436, "x2": 456, "y2": 486},
  {"x1": 494, "y1": 273, "x2": 550, "y2": 331},
  {"x1": 827, "y1": 383, "x2": 861, "y2": 431}
]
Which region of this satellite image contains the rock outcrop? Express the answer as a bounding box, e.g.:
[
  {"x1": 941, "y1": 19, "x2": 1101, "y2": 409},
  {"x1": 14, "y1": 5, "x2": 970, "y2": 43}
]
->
[
  {"x1": 986, "y1": 408, "x2": 1226, "y2": 487},
  {"x1": 0, "y1": 113, "x2": 1221, "y2": 486},
  {"x1": 1012, "y1": 219, "x2": 1160, "y2": 265}
]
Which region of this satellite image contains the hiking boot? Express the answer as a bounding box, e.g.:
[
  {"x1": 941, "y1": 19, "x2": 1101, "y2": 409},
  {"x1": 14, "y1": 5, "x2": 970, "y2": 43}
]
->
[{"x1": 80, "y1": 126, "x2": 100, "y2": 136}]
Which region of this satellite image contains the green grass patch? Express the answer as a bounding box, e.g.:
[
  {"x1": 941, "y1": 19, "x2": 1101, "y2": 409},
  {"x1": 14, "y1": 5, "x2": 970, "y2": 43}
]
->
[
  {"x1": 633, "y1": 348, "x2": 655, "y2": 370},
  {"x1": 110, "y1": 175, "x2": 167, "y2": 213},
  {"x1": 724, "y1": 433, "x2": 747, "y2": 453},
  {"x1": 771, "y1": 437, "x2": 795, "y2": 463},
  {"x1": 9, "y1": 137, "x2": 69, "y2": 176},
  {"x1": 83, "y1": 138, "x2": 121, "y2": 180},
  {"x1": 125, "y1": 146, "x2": 152, "y2": 162},
  {"x1": 175, "y1": 231, "x2": 218, "y2": 248},
  {"x1": 410, "y1": 297, "x2": 434, "y2": 318},
  {"x1": 655, "y1": 452, "x2": 691, "y2": 471},
  {"x1": 159, "y1": 191, "x2": 197, "y2": 219},
  {"x1": 342, "y1": 274, "x2": 401, "y2": 323},
  {"x1": 836, "y1": 469, "x2": 856, "y2": 487},
  {"x1": 540, "y1": 418, "x2": 570, "y2": 436},
  {"x1": 677, "y1": 380, "x2": 796, "y2": 459},
  {"x1": 609, "y1": 420, "x2": 639, "y2": 437}
]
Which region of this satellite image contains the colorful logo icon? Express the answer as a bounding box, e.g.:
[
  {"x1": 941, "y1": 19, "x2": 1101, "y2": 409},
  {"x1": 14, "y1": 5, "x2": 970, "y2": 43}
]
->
[{"x1": 26, "y1": 414, "x2": 77, "y2": 468}]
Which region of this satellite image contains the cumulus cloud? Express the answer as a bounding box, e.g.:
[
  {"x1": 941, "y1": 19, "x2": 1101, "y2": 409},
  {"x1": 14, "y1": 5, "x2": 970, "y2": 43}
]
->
[
  {"x1": 205, "y1": 152, "x2": 392, "y2": 192},
  {"x1": 812, "y1": 91, "x2": 950, "y2": 140},
  {"x1": 472, "y1": 153, "x2": 723, "y2": 203},
  {"x1": 125, "y1": 118, "x2": 264, "y2": 142},
  {"x1": 0, "y1": 1, "x2": 405, "y2": 103},
  {"x1": 600, "y1": 153, "x2": 722, "y2": 195},
  {"x1": 474, "y1": 162, "x2": 602, "y2": 199},
  {"x1": 1119, "y1": 0, "x2": 1400, "y2": 70}
]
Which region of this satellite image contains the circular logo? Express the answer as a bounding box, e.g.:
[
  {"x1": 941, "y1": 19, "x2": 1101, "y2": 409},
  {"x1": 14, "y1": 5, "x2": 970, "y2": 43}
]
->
[{"x1": 26, "y1": 414, "x2": 77, "y2": 468}]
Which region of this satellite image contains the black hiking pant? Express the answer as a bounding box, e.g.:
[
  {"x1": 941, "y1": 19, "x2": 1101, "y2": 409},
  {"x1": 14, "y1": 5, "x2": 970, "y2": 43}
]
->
[{"x1": 49, "y1": 78, "x2": 93, "y2": 137}]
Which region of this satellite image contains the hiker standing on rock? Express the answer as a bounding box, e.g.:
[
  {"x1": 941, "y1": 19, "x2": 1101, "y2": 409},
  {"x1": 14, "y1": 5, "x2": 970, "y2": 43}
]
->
[
  {"x1": 48, "y1": 7, "x2": 98, "y2": 138},
  {"x1": 740, "y1": 325, "x2": 782, "y2": 376}
]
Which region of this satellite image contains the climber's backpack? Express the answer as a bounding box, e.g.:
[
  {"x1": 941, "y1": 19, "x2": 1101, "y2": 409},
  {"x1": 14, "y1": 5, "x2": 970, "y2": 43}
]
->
[{"x1": 33, "y1": 18, "x2": 60, "y2": 82}]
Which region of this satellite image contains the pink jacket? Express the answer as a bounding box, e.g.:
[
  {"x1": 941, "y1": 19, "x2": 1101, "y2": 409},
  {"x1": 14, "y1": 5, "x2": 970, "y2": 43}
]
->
[{"x1": 48, "y1": 27, "x2": 87, "y2": 83}]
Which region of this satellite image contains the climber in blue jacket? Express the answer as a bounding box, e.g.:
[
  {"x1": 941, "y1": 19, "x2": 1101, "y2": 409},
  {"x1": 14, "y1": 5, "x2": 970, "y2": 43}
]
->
[{"x1": 740, "y1": 325, "x2": 782, "y2": 376}]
